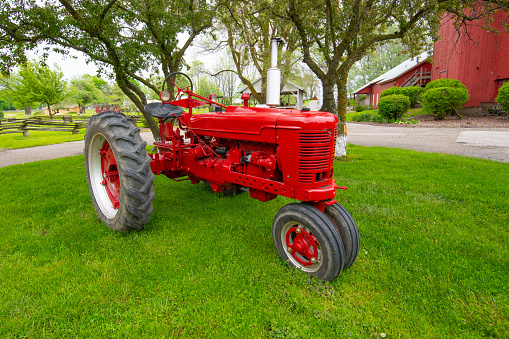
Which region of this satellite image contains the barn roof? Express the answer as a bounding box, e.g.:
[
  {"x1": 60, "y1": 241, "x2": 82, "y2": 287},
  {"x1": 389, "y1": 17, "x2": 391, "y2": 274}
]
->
[{"x1": 353, "y1": 51, "x2": 431, "y2": 94}]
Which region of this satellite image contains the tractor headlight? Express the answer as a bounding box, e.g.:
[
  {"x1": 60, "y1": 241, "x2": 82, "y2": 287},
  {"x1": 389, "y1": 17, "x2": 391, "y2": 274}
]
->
[{"x1": 160, "y1": 91, "x2": 171, "y2": 102}]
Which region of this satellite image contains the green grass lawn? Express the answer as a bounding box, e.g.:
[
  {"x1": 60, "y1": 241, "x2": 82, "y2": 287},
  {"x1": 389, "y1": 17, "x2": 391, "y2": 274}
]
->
[
  {"x1": 0, "y1": 146, "x2": 508, "y2": 338},
  {"x1": 0, "y1": 129, "x2": 87, "y2": 149}
]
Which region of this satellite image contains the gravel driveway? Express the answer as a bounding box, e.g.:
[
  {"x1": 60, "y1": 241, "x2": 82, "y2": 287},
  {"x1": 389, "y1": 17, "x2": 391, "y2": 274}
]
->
[{"x1": 347, "y1": 123, "x2": 509, "y2": 162}]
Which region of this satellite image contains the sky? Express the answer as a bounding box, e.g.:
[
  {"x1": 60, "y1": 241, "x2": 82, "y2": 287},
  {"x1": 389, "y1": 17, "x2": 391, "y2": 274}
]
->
[
  {"x1": 26, "y1": 33, "x2": 215, "y2": 81},
  {"x1": 28, "y1": 47, "x2": 99, "y2": 80}
]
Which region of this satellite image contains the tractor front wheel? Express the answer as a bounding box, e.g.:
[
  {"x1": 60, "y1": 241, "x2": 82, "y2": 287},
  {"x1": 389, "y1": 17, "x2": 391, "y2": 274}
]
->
[
  {"x1": 323, "y1": 203, "x2": 359, "y2": 268},
  {"x1": 84, "y1": 111, "x2": 155, "y2": 232},
  {"x1": 272, "y1": 203, "x2": 345, "y2": 281}
]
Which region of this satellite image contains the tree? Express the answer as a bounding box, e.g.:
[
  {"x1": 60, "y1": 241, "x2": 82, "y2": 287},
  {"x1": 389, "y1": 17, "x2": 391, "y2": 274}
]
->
[
  {"x1": 28, "y1": 61, "x2": 67, "y2": 119},
  {"x1": 294, "y1": 65, "x2": 320, "y2": 101},
  {"x1": 0, "y1": 76, "x2": 15, "y2": 118},
  {"x1": 279, "y1": 0, "x2": 442, "y2": 155},
  {"x1": 1, "y1": 0, "x2": 216, "y2": 139},
  {"x1": 69, "y1": 75, "x2": 104, "y2": 114},
  {"x1": 0, "y1": 61, "x2": 42, "y2": 116},
  {"x1": 347, "y1": 40, "x2": 411, "y2": 94},
  {"x1": 281, "y1": 0, "x2": 509, "y2": 156},
  {"x1": 216, "y1": 0, "x2": 301, "y2": 105},
  {"x1": 211, "y1": 56, "x2": 240, "y2": 105}
]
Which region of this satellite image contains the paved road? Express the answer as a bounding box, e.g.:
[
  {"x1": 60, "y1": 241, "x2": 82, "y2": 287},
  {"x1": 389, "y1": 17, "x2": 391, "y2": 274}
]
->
[
  {"x1": 1, "y1": 125, "x2": 508, "y2": 168},
  {"x1": 347, "y1": 123, "x2": 509, "y2": 163},
  {"x1": 0, "y1": 132, "x2": 157, "y2": 168}
]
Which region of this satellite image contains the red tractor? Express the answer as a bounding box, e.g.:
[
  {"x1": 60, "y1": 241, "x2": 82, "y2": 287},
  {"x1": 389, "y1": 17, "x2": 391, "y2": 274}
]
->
[{"x1": 84, "y1": 72, "x2": 359, "y2": 281}]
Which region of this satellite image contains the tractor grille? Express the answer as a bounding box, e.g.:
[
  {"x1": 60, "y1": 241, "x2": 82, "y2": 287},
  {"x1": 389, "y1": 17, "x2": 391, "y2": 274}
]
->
[{"x1": 298, "y1": 130, "x2": 335, "y2": 183}]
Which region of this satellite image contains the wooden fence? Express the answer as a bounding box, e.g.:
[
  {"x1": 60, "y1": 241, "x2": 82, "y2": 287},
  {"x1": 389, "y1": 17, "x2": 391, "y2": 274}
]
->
[
  {"x1": 0, "y1": 116, "x2": 89, "y2": 137},
  {"x1": 0, "y1": 114, "x2": 143, "y2": 137}
]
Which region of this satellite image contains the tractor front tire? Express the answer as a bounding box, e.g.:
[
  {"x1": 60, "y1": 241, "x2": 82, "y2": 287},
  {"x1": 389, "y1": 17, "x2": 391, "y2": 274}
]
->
[
  {"x1": 84, "y1": 111, "x2": 155, "y2": 232},
  {"x1": 324, "y1": 203, "x2": 359, "y2": 268},
  {"x1": 272, "y1": 203, "x2": 345, "y2": 281}
]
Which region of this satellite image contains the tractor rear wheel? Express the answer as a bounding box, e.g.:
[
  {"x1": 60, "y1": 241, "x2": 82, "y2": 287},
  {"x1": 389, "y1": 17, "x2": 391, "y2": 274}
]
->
[
  {"x1": 323, "y1": 203, "x2": 359, "y2": 268},
  {"x1": 272, "y1": 203, "x2": 345, "y2": 281},
  {"x1": 84, "y1": 111, "x2": 155, "y2": 232}
]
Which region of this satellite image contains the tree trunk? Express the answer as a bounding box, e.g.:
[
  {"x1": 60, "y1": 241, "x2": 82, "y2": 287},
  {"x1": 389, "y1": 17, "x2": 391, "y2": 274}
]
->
[
  {"x1": 320, "y1": 77, "x2": 337, "y2": 115},
  {"x1": 47, "y1": 104, "x2": 53, "y2": 120},
  {"x1": 23, "y1": 104, "x2": 31, "y2": 116},
  {"x1": 335, "y1": 73, "x2": 349, "y2": 157},
  {"x1": 320, "y1": 76, "x2": 347, "y2": 156},
  {"x1": 116, "y1": 75, "x2": 160, "y2": 141}
]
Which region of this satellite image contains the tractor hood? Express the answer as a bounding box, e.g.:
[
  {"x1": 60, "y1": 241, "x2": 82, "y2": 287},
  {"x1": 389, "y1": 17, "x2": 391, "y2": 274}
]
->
[{"x1": 188, "y1": 106, "x2": 338, "y2": 143}]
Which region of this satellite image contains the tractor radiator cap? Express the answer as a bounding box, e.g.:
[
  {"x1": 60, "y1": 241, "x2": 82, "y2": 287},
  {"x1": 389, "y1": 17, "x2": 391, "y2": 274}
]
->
[{"x1": 144, "y1": 102, "x2": 184, "y2": 118}]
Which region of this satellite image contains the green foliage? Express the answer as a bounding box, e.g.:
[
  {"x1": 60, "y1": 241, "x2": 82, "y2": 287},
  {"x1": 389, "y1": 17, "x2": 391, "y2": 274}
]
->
[
  {"x1": 347, "y1": 40, "x2": 411, "y2": 93},
  {"x1": 380, "y1": 86, "x2": 402, "y2": 97},
  {"x1": 381, "y1": 86, "x2": 424, "y2": 107},
  {"x1": 9, "y1": 60, "x2": 67, "y2": 118},
  {"x1": 378, "y1": 94, "x2": 410, "y2": 120},
  {"x1": 421, "y1": 79, "x2": 469, "y2": 120},
  {"x1": 402, "y1": 86, "x2": 425, "y2": 107},
  {"x1": 495, "y1": 81, "x2": 509, "y2": 111},
  {"x1": 354, "y1": 105, "x2": 365, "y2": 112},
  {"x1": 195, "y1": 77, "x2": 222, "y2": 99},
  {"x1": 425, "y1": 78, "x2": 466, "y2": 90},
  {"x1": 0, "y1": 0, "x2": 215, "y2": 136},
  {"x1": 69, "y1": 75, "x2": 104, "y2": 112}
]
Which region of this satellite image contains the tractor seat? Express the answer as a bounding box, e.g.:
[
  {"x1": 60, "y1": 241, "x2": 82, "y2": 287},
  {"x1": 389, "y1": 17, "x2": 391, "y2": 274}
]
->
[{"x1": 144, "y1": 102, "x2": 184, "y2": 118}]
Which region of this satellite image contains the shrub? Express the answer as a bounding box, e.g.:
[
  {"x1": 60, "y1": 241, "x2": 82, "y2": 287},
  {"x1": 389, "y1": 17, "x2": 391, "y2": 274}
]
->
[
  {"x1": 421, "y1": 79, "x2": 469, "y2": 120},
  {"x1": 0, "y1": 110, "x2": 4, "y2": 119},
  {"x1": 381, "y1": 86, "x2": 424, "y2": 107},
  {"x1": 354, "y1": 105, "x2": 365, "y2": 112},
  {"x1": 378, "y1": 94, "x2": 410, "y2": 120},
  {"x1": 401, "y1": 86, "x2": 425, "y2": 107},
  {"x1": 352, "y1": 112, "x2": 376, "y2": 122},
  {"x1": 495, "y1": 81, "x2": 509, "y2": 111},
  {"x1": 421, "y1": 85, "x2": 469, "y2": 120},
  {"x1": 380, "y1": 86, "x2": 402, "y2": 98},
  {"x1": 139, "y1": 116, "x2": 150, "y2": 128},
  {"x1": 425, "y1": 78, "x2": 466, "y2": 91}
]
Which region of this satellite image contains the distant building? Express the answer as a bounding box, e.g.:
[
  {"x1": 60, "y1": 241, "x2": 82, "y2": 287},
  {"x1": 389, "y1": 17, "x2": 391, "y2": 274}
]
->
[
  {"x1": 95, "y1": 104, "x2": 121, "y2": 114},
  {"x1": 432, "y1": 12, "x2": 509, "y2": 110},
  {"x1": 353, "y1": 11, "x2": 509, "y2": 111},
  {"x1": 240, "y1": 78, "x2": 307, "y2": 110},
  {"x1": 41, "y1": 105, "x2": 80, "y2": 115},
  {"x1": 352, "y1": 52, "x2": 431, "y2": 108}
]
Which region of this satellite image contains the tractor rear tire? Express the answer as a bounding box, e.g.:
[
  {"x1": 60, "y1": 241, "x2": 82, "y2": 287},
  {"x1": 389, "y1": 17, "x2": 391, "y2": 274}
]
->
[
  {"x1": 323, "y1": 203, "x2": 359, "y2": 268},
  {"x1": 272, "y1": 203, "x2": 345, "y2": 281},
  {"x1": 84, "y1": 111, "x2": 155, "y2": 232}
]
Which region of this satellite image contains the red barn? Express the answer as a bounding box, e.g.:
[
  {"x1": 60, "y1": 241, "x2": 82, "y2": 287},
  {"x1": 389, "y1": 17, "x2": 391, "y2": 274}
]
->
[
  {"x1": 432, "y1": 12, "x2": 509, "y2": 109},
  {"x1": 353, "y1": 52, "x2": 432, "y2": 108},
  {"x1": 353, "y1": 11, "x2": 509, "y2": 111}
]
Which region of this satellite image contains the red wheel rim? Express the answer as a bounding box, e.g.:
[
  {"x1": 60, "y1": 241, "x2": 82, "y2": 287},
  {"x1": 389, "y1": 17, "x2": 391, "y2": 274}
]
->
[
  {"x1": 285, "y1": 226, "x2": 319, "y2": 266},
  {"x1": 99, "y1": 140, "x2": 120, "y2": 209}
]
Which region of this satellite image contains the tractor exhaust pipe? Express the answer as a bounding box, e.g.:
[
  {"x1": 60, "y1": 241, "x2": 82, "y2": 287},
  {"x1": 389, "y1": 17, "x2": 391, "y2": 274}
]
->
[{"x1": 266, "y1": 37, "x2": 286, "y2": 108}]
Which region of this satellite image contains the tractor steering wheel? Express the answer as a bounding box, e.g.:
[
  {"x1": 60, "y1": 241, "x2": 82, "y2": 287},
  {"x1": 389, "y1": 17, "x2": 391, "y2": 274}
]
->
[{"x1": 162, "y1": 72, "x2": 194, "y2": 98}]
